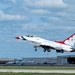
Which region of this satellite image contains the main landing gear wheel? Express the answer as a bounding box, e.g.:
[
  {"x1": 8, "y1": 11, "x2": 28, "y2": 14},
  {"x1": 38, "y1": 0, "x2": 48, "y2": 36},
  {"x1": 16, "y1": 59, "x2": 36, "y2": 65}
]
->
[
  {"x1": 43, "y1": 49, "x2": 46, "y2": 52},
  {"x1": 47, "y1": 50, "x2": 51, "y2": 52}
]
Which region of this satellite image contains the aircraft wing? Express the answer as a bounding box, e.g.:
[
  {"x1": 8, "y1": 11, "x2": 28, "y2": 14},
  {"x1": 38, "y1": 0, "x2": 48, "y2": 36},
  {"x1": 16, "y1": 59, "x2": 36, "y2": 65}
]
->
[
  {"x1": 40, "y1": 41, "x2": 54, "y2": 48},
  {"x1": 38, "y1": 41, "x2": 55, "y2": 52}
]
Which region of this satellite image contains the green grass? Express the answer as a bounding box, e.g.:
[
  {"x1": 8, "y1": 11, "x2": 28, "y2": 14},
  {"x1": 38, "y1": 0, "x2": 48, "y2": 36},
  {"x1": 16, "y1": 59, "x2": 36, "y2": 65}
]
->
[
  {"x1": 0, "y1": 66, "x2": 75, "y2": 70},
  {"x1": 0, "y1": 72, "x2": 75, "y2": 75}
]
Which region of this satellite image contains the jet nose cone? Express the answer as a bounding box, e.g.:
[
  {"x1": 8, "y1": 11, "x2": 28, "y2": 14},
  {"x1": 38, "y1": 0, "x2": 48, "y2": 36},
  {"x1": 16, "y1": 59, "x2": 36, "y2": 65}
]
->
[{"x1": 15, "y1": 36, "x2": 20, "y2": 39}]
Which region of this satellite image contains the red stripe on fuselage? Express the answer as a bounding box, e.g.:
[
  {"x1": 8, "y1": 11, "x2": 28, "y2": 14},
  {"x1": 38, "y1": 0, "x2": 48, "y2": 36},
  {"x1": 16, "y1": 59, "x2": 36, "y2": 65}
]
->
[{"x1": 55, "y1": 41, "x2": 66, "y2": 45}]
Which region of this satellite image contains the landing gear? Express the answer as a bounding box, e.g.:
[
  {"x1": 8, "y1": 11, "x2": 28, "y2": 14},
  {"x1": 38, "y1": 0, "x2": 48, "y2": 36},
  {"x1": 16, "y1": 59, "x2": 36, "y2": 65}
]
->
[
  {"x1": 35, "y1": 48, "x2": 37, "y2": 51},
  {"x1": 43, "y1": 49, "x2": 46, "y2": 52},
  {"x1": 42, "y1": 46, "x2": 51, "y2": 52},
  {"x1": 56, "y1": 50, "x2": 64, "y2": 53},
  {"x1": 34, "y1": 46, "x2": 51, "y2": 52},
  {"x1": 47, "y1": 49, "x2": 51, "y2": 52},
  {"x1": 61, "y1": 50, "x2": 64, "y2": 53},
  {"x1": 43, "y1": 49, "x2": 51, "y2": 52},
  {"x1": 34, "y1": 46, "x2": 37, "y2": 51}
]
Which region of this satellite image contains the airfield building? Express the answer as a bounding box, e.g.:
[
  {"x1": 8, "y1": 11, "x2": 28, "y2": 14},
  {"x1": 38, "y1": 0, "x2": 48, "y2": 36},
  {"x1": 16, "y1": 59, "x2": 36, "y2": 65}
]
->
[
  {"x1": 0, "y1": 58, "x2": 17, "y2": 64},
  {"x1": 22, "y1": 57, "x2": 57, "y2": 65},
  {"x1": 0, "y1": 55, "x2": 75, "y2": 65},
  {"x1": 57, "y1": 55, "x2": 75, "y2": 65}
]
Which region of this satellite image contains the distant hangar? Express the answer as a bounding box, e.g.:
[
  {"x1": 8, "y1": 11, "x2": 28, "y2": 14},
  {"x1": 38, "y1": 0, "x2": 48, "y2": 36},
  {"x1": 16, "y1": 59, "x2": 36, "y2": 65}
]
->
[
  {"x1": 0, "y1": 55, "x2": 75, "y2": 65},
  {"x1": 57, "y1": 55, "x2": 75, "y2": 65}
]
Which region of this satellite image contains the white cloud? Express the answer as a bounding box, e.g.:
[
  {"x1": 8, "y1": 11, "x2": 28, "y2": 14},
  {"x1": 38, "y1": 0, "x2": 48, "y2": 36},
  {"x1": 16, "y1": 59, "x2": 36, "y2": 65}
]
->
[
  {"x1": 42, "y1": 24, "x2": 75, "y2": 31},
  {"x1": 48, "y1": 16, "x2": 61, "y2": 21},
  {"x1": 21, "y1": 23, "x2": 75, "y2": 33},
  {"x1": 64, "y1": 0, "x2": 75, "y2": 5},
  {"x1": 9, "y1": 0, "x2": 16, "y2": 4},
  {"x1": 0, "y1": 10, "x2": 26, "y2": 21},
  {"x1": 31, "y1": 9, "x2": 51, "y2": 14},
  {"x1": 56, "y1": 5, "x2": 75, "y2": 22},
  {"x1": 24, "y1": 0, "x2": 68, "y2": 8},
  {"x1": 22, "y1": 24, "x2": 38, "y2": 30}
]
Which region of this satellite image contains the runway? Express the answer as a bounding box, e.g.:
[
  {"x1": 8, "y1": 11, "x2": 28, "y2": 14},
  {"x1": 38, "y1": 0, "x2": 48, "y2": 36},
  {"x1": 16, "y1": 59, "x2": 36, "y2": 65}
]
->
[{"x1": 0, "y1": 69, "x2": 75, "y2": 73}]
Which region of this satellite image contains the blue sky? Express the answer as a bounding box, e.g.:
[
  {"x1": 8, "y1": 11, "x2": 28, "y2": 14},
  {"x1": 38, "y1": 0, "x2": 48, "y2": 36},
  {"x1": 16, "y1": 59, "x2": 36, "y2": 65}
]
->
[{"x1": 0, "y1": 0, "x2": 75, "y2": 59}]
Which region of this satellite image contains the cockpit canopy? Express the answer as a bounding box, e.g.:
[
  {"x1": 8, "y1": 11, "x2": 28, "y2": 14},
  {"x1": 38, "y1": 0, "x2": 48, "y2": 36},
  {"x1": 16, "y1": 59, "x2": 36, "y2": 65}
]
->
[{"x1": 26, "y1": 35, "x2": 36, "y2": 37}]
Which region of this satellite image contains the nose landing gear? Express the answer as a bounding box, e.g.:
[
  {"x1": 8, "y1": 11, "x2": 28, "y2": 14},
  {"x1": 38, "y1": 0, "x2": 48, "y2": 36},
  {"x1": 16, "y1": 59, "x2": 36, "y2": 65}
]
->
[
  {"x1": 35, "y1": 48, "x2": 37, "y2": 51},
  {"x1": 34, "y1": 46, "x2": 37, "y2": 51}
]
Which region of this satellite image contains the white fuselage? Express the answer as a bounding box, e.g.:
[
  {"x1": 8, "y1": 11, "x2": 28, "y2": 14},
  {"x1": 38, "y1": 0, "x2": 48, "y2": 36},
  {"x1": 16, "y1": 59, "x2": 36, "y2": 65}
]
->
[{"x1": 22, "y1": 36, "x2": 72, "y2": 52}]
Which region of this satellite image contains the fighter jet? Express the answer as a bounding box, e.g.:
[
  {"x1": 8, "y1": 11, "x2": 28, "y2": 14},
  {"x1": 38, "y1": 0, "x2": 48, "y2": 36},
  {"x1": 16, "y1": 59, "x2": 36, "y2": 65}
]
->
[{"x1": 15, "y1": 33, "x2": 75, "y2": 53}]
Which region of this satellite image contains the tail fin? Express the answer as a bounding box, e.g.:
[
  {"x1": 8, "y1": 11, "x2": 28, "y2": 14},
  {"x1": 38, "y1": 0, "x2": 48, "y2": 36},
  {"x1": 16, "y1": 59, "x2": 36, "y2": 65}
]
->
[
  {"x1": 63, "y1": 33, "x2": 75, "y2": 47},
  {"x1": 55, "y1": 33, "x2": 75, "y2": 47}
]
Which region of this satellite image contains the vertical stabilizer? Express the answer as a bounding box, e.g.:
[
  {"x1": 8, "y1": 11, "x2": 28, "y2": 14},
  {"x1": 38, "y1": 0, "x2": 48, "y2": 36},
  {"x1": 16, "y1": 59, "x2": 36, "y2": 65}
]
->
[{"x1": 64, "y1": 33, "x2": 75, "y2": 46}]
